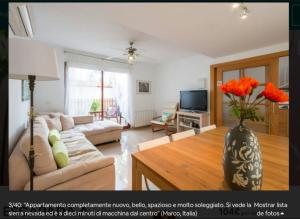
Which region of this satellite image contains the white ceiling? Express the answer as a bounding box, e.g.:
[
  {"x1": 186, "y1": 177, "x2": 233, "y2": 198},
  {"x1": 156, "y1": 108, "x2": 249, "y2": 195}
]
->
[{"x1": 28, "y1": 2, "x2": 288, "y2": 63}]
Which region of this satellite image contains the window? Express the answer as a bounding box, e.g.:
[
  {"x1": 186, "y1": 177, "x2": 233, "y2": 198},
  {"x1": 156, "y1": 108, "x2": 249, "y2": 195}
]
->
[{"x1": 65, "y1": 64, "x2": 131, "y2": 125}]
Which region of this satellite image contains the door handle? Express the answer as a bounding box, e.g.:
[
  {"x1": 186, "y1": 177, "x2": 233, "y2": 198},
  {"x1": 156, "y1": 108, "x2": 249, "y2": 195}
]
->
[{"x1": 272, "y1": 102, "x2": 275, "y2": 113}]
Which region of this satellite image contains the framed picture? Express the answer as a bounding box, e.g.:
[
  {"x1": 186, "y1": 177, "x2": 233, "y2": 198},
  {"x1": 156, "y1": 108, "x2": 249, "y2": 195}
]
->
[
  {"x1": 22, "y1": 80, "x2": 30, "y2": 101},
  {"x1": 136, "y1": 80, "x2": 151, "y2": 94}
]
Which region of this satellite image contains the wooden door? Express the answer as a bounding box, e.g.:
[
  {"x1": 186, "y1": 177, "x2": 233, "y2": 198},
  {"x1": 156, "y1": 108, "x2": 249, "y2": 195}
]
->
[{"x1": 269, "y1": 57, "x2": 289, "y2": 137}]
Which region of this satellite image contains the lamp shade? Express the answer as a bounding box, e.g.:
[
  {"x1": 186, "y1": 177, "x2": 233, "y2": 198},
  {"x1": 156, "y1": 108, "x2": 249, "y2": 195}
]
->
[{"x1": 9, "y1": 38, "x2": 59, "y2": 80}]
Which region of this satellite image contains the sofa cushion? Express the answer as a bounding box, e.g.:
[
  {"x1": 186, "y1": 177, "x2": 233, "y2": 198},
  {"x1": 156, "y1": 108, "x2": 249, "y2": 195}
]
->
[
  {"x1": 60, "y1": 130, "x2": 97, "y2": 157},
  {"x1": 73, "y1": 120, "x2": 122, "y2": 137},
  {"x1": 20, "y1": 117, "x2": 57, "y2": 175},
  {"x1": 48, "y1": 129, "x2": 60, "y2": 146},
  {"x1": 52, "y1": 141, "x2": 70, "y2": 168},
  {"x1": 69, "y1": 150, "x2": 104, "y2": 164},
  {"x1": 60, "y1": 115, "x2": 75, "y2": 131},
  {"x1": 49, "y1": 112, "x2": 62, "y2": 118},
  {"x1": 73, "y1": 115, "x2": 93, "y2": 125},
  {"x1": 46, "y1": 117, "x2": 62, "y2": 131}
]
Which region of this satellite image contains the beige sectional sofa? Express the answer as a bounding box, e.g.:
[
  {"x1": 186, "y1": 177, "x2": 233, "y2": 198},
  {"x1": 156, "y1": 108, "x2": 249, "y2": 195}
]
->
[{"x1": 9, "y1": 114, "x2": 123, "y2": 191}]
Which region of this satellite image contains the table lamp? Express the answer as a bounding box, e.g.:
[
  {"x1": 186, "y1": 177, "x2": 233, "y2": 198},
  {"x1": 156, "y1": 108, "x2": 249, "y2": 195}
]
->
[{"x1": 9, "y1": 38, "x2": 59, "y2": 191}]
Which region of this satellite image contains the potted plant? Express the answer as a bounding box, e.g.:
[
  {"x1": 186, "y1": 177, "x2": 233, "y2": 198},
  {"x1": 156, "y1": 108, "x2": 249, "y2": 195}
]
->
[
  {"x1": 90, "y1": 99, "x2": 101, "y2": 112},
  {"x1": 221, "y1": 77, "x2": 288, "y2": 190}
]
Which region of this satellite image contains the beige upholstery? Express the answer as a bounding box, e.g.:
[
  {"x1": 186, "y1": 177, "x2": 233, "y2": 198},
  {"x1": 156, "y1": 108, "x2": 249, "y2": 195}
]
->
[
  {"x1": 41, "y1": 112, "x2": 122, "y2": 145},
  {"x1": 49, "y1": 112, "x2": 62, "y2": 118},
  {"x1": 9, "y1": 115, "x2": 116, "y2": 191},
  {"x1": 9, "y1": 143, "x2": 30, "y2": 190},
  {"x1": 87, "y1": 130, "x2": 121, "y2": 145},
  {"x1": 60, "y1": 115, "x2": 75, "y2": 131},
  {"x1": 45, "y1": 117, "x2": 62, "y2": 131},
  {"x1": 73, "y1": 120, "x2": 122, "y2": 136},
  {"x1": 24, "y1": 154, "x2": 114, "y2": 190},
  {"x1": 171, "y1": 129, "x2": 196, "y2": 141},
  {"x1": 20, "y1": 117, "x2": 57, "y2": 175},
  {"x1": 138, "y1": 136, "x2": 170, "y2": 151},
  {"x1": 72, "y1": 120, "x2": 122, "y2": 145},
  {"x1": 73, "y1": 115, "x2": 93, "y2": 125},
  {"x1": 47, "y1": 165, "x2": 115, "y2": 190},
  {"x1": 200, "y1": 124, "x2": 216, "y2": 133},
  {"x1": 60, "y1": 131, "x2": 97, "y2": 157}
]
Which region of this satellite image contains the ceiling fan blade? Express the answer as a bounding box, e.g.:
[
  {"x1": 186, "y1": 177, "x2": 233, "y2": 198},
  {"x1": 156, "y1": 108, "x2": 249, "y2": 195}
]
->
[
  {"x1": 106, "y1": 54, "x2": 124, "y2": 60},
  {"x1": 139, "y1": 54, "x2": 156, "y2": 61}
]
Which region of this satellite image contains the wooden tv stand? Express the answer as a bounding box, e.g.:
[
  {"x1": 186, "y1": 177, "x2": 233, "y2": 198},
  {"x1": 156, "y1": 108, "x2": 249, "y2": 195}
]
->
[{"x1": 176, "y1": 111, "x2": 209, "y2": 133}]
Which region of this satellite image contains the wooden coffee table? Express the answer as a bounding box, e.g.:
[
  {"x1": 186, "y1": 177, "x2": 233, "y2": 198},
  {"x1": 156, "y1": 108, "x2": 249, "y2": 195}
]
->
[{"x1": 132, "y1": 127, "x2": 288, "y2": 190}]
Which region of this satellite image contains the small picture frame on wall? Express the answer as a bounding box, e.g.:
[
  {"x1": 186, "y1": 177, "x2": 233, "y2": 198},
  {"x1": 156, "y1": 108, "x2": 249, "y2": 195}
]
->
[
  {"x1": 22, "y1": 80, "x2": 30, "y2": 101},
  {"x1": 137, "y1": 80, "x2": 151, "y2": 94}
]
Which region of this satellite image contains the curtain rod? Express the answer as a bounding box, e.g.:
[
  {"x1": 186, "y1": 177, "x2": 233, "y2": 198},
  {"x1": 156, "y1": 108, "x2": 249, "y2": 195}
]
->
[{"x1": 64, "y1": 50, "x2": 128, "y2": 65}]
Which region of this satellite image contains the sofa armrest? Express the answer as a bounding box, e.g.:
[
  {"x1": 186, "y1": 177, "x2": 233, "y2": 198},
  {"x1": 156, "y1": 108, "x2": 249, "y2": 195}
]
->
[
  {"x1": 73, "y1": 115, "x2": 94, "y2": 125},
  {"x1": 24, "y1": 157, "x2": 114, "y2": 190}
]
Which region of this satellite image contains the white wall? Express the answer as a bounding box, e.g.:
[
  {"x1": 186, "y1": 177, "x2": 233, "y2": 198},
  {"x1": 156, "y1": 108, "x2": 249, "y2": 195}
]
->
[
  {"x1": 130, "y1": 63, "x2": 155, "y2": 111},
  {"x1": 129, "y1": 62, "x2": 156, "y2": 127},
  {"x1": 9, "y1": 79, "x2": 30, "y2": 153},
  {"x1": 34, "y1": 48, "x2": 65, "y2": 112},
  {"x1": 153, "y1": 54, "x2": 214, "y2": 114}
]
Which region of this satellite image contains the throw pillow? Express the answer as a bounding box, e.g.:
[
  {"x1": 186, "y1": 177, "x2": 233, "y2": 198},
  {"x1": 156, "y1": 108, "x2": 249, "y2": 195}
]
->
[
  {"x1": 49, "y1": 112, "x2": 62, "y2": 118},
  {"x1": 60, "y1": 115, "x2": 75, "y2": 131},
  {"x1": 46, "y1": 117, "x2": 62, "y2": 131},
  {"x1": 52, "y1": 141, "x2": 70, "y2": 168},
  {"x1": 161, "y1": 112, "x2": 173, "y2": 123},
  {"x1": 19, "y1": 118, "x2": 57, "y2": 175},
  {"x1": 48, "y1": 129, "x2": 61, "y2": 146}
]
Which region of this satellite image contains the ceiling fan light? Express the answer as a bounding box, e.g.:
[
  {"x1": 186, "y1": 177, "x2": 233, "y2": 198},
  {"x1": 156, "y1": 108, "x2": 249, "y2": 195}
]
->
[
  {"x1": 128, "y1": 54, "x2": 135, "y2": 64},
  {"x1": 232, "y1": 3, "x2": 241, "y2": 9},
  {"x1": 240, "y1": 8, "x2": 248, "y2": 19},
  {"x1": 128, "y1": 55, "x2": 134, "y2": 61}
]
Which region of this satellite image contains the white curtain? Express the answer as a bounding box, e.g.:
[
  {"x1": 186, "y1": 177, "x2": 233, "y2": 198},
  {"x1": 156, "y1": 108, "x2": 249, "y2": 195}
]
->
[
  {"x1": 65, "y1": 60, "x2": 133, "y2": 124},
  {"x1": 107, "y1": 72, "x2": 130, "y2": 123},
  {"x1": 65, "y1": 64, "x2": 102, "y2": 116}
]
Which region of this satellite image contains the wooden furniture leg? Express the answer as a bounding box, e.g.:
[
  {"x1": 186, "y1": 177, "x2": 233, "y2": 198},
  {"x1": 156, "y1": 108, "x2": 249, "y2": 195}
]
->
[{"x1": 132, "y1": 157, "x2": 142, "y2": 190}]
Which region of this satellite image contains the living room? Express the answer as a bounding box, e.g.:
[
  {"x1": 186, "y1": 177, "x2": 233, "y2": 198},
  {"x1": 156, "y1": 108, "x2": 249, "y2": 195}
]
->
[{"x1": 9, "y1": 2, "x2": 289, "y2": 191}]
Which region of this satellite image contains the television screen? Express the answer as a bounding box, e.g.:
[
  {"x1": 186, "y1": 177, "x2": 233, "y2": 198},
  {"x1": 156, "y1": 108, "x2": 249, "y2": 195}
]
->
[{"x1": 180, "y1": 90, "x2": 207, "y2": 112}]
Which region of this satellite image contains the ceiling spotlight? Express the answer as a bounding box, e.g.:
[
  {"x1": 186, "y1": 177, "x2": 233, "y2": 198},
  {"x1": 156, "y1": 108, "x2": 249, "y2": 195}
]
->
[
  {"x1": 232, "y1": 3, "x2": 241, "y2": 9},
  {"x1": 240, "y1": 6, "x2": 249, "y2": 20}
]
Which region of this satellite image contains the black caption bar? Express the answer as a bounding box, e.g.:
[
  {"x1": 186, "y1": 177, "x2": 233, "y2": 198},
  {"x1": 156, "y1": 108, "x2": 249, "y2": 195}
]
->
[{"x1": 0, "y1": 189, "x2": 299, "y2": 219}]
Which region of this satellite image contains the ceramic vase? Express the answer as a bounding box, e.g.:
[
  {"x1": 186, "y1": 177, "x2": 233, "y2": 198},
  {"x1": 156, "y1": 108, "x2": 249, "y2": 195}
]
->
[{"x1": 223, "y1": 124, "x2": 263, "y2": 191}]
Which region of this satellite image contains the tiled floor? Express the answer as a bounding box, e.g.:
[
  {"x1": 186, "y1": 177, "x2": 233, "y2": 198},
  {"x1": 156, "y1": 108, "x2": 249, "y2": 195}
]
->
[{"x1": 96, "y1": 126, "x2": 166, "y2": 190}]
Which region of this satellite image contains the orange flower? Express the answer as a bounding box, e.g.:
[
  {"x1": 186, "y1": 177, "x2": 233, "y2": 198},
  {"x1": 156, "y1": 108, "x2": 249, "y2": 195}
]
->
[
  {"x1": 221, "y1": 79, "x2": 238, "y2": 94},
  {"x1": 220, "y1": 77, "x2": 258, "y2": 97},
  {"x1": 240, "y1": 77, "x2": 259, "y2": 88},
  {"x1": 260, "y1": 82, "x2": 289, "y2": 102}
]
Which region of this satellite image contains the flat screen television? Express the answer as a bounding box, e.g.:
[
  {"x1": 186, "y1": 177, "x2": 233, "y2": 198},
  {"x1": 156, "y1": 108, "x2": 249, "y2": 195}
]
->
[{"x1": 180, "y1": 90, "x2": 208, "y2": 112}]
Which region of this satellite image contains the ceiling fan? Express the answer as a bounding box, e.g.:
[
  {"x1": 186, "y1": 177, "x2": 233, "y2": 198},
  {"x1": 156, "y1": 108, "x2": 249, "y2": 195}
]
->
[
  {"x1": 124, "y1": 41, "x2": 139, "y2": 64},
  {"x1": 106, "y1": 41, "x2": 154, "y2": 64}
]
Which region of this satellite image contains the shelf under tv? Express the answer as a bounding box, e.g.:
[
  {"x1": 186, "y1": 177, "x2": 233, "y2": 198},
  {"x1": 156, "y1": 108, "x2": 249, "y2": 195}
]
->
[{"x1": 176, "y1": 111, "x2": 209, "y2": 133}]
